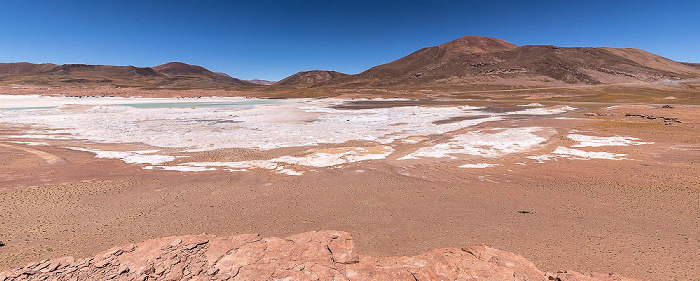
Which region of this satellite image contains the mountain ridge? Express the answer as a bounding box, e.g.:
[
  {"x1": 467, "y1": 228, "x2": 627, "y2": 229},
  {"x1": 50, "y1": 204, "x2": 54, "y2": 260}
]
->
[
  {"x1": 0, "y1": 62, "x2": 255, "y2": 88},
  {"x1": 275, "y1": 70, "x2": 348, "y2": 85},
  {"x1": 317, "y1": 36, "x2": 700, "y2": 88},
  {"x1": 2, "y1": 36, "x2": 699, "y2": 90}
]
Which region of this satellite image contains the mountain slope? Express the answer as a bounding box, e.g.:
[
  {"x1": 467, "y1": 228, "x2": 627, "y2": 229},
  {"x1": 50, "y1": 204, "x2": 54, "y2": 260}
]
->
[
  {"x1": 682, "y1": 62, "x2": 700, "y2": 69},
  {"x1": 48, "y1": 64, "x2": 163, "y2": 78},
  {"x1": 152, "y1": 62, "x2": 256, "y2": 87},
  {"x1": 0, "y1": 62, "x2": 58, "y2": 76},
  {"x1": 0, "y1": 62, "x2": 256, "y2": 88},
  {"x1": 275, "y1": 70, "x2": 348, "y2": 85},
  {"x1": 247, "y1": 79, "x2": 276, "y2": 85},
  {"x1": 322, "y1": 36, "x2": 700, "y2": 88}
]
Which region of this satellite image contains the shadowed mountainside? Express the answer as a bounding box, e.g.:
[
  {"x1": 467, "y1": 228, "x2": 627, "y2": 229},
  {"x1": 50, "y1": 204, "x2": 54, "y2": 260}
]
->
[
  {"x1": 682, "y1": 62, "x2": 700, "y2": 69},
  {"x1": 275, "y1": 70, "x2": 349, "y2": 85},
  {"x1": 0, "y1": 62, "x2": 255, "y2": 88},
  {"x1": 152, "y1": 62, "x2": 255, "y2": 87},
  {"x1": 246, "y1": 79, "x2": 276, "y2": 85}
]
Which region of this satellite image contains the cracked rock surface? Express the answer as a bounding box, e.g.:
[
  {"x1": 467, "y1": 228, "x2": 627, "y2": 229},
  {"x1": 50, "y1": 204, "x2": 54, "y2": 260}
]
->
[{"x1": 0, "y1": 230, "x2": 636, "y2": 281}]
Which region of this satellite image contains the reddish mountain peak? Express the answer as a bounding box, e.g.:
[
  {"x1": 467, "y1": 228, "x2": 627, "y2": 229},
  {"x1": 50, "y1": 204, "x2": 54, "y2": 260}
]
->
[
  {"x1": 152, "y1": 62, "x2": 213, "y2": 76},
  {"x1": 275, "y1": 70, "x2": 348, "y2": 85},
  {"x1": 437, "y1": 36, "x2": 518, "y2": 55}
]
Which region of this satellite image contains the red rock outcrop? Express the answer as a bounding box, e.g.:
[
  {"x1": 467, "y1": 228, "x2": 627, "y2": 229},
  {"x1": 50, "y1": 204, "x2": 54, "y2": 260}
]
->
[{"x1": 0, "y1": 231, "x2": 637, "y2": 281}]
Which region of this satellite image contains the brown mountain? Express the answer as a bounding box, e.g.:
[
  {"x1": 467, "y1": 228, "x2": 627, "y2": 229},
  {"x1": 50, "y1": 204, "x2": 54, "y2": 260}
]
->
[
  {"x1": 322, "y1": 36, "x2": 700, "y2": 88},
  {"x1": 0, "y1": 62, "x2": 255, "y2": 88},
  {"x1": 49, "y1": 64, "x2": 163, "y2": 78},
  {"x1": 682, "y1": 62, "x2": 700, "y2": 69},
  {"x1": 214, "y1": 72, "x2": 232, "y2": 78},
  {"x1": 0, "y1": 62, "x2": 166, "y2": 85},
  {"x1": 247, "y1": 79, "x2": 276, "y2": 85},
  {"x1": 275, "y1": 70, "x2": 348, "y2": 85},
  {"x1": 0, "y1": 62, "x2": 58, "y2": 76},
  {"x1": 152, "y1": 62, "x2": 255, "y2": 87}
]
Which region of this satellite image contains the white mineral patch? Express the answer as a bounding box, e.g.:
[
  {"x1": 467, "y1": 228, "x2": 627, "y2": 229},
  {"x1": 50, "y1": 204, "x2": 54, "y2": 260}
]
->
[
  {"x1": 399, "y1": 127, "x2": 548, "y2": 160},
  {"x1": 144, "y1": 165, "x2": 216, "y2": 172},
  {"x1": 401, "y1": 136, "x2": 428, "y2": 144},
  {"x1": 0, "y1": 96, "x2": 500, "y2": 151},
  {"x1": 173, "y1": 146, "x2": 394, "y2": 175},
  {"x1": 458, "y1": 163, "x2": 501, "y2": 168},
  {"x1": 508, "y1": 105, "x2": 576, "y2": 115},
  {"x1": 274, "y1": 146, "x2": 394, "y2": 167},
  {"x1": 527, "y1": 154, "x2": 559, "y2": 163},
  {"x1": 6, "y1": 141, "x2": 49, "y2": 146},
  {"x1": 567, "y1": 134, "x2": 653, "y2": 147},
  {"x1": 278, "y1": 169, "x2": 304, "y2": 176},
  {"x1": 67, "y1": 147, "x2": 175, "y2": 165},
  {"x1": 518, "y1": 103, "x2": 543, "y2": 107},
  {"x1": 8, "y1": 134, "x2": 72, "y2": 140},
  {"x1": 552, "y1": 147, "x2": 628, "y2": 160}
]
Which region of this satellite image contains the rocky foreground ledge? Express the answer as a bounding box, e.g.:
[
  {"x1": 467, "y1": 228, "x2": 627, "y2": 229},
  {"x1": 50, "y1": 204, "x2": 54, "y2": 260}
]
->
[{"x1": 1, "y1": 231, "x2": 636, "y2": 281}]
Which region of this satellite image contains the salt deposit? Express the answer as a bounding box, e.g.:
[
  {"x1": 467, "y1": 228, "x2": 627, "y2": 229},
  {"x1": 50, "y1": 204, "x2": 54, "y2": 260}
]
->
[
  {"x1": 527, "y1": 154, "x2": 559, "y2": 163},
  {"x1": 0, "y1": 97, "x2": 501, "y2": 151},
  {"x1": 507, "y1": 105, "x2": 576, "y2": 115},
  {"x1": 272, "y1": 146, "x2": 394, "y2": 167},
  {"x1": 458, "y1": 163, "x2": 501, "y2": 168},
  {"x1": 398, "y1": 127, "x2": 548, "y2": 159},
  {"x1": 67, "y1": 147, "x2": 175, "y2": 165},
  {"x1": 157, "y1": 146, "x2": 394, "y2": 175},
  {"x1": 567, "y1": 134, "x2": 653, "y2": 147},
  {"x1": 5, "y1": 141, "x2": 49, "y2": 146},
  {"x1": 0, "y1": 96, "x2": 593, "y2": 171},
  {"x1": 144, "y1": 165, "x2": 216, "y2": 172},
  {"x1": 552, "y1": 147, "x2": 628, "y2": 160}
]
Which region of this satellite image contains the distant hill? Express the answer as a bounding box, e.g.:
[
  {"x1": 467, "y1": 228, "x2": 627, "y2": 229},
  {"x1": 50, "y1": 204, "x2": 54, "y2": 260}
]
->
[
  {"x1": 50, "y1": 64, "x2": 163, "y2": 78},
  {"x1": 247, "y1": 79, "x2": 277, "y2": 85},
  {"x1": 152, "y1": 62, "x2": 255, "y2": 87},
  {"x1": 0, "y1": 62, "x2": 256, "y2": 88},
  {"x1": 0, "y1": 62, "x2": 58, "y2": 76},
  {"x1": 682, "y1": 62, "x2": 700, "y2": 69},
  {"x1": 321, "y1": 36, "x2": 700, "y2": 88},
  {"x1": 152, "y1": 62, "x2": 214, "y2": 76},
  {"x1": 275, "y1": 70, "x2": 348, "y2": 85}
]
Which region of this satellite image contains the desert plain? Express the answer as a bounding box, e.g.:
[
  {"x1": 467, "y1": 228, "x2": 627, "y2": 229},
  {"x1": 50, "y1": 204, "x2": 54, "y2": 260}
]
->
[{"x1": 0, "y1": 83, "x2": 698, "y2": 280}]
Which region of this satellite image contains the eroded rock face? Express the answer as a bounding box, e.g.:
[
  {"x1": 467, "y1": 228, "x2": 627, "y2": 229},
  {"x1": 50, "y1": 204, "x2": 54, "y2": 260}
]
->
[{"x1": 0, "y1": 230, "x2": 636, "y2": 281}]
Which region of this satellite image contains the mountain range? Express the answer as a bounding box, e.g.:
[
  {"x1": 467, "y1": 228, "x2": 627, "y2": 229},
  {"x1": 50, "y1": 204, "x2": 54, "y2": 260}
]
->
[
  {"x1": 1, "y1": 37, "x2": 699, "y2": 90},
  {"x1": 0, "y1": 62, "x2": 254, "y2": 88}
]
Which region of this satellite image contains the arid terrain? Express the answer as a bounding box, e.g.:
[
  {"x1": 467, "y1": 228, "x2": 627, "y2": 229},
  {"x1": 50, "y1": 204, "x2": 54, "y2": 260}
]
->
[
  {"x1": 0, "y1": 37, "x2": 699, "y2": 280},
  {"x1": 0, "y1": 89, "x2": 698, "y2": 280}
]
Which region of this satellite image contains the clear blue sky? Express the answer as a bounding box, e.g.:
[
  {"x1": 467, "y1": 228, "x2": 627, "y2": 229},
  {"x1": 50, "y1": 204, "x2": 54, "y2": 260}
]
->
[{"x1": 1, "y1": 0, "x2": 698, "y2": 80}]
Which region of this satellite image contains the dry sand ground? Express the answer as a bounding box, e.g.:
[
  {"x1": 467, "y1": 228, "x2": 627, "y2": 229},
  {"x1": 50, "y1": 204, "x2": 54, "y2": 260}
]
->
[{"x1": 0, "y1": 93, "x2": 698, "y2": 280}]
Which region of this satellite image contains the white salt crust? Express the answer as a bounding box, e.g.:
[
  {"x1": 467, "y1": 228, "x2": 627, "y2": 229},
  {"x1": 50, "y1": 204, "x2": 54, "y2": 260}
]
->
[
  {"x1": 567, "y1": 134, "x2": 653, "y2": 147},
  {"x1": 458, "y1": 163, "x2": 501, "y2": 168},
  {"x1": 398, "y1": 127, "x2": 549, "y2": 160}
]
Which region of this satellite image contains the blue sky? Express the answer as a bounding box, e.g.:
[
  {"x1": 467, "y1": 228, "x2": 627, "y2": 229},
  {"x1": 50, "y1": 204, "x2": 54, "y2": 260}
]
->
[{"x1": 1, "y1": 0, "x2": 698, "y2": 80}]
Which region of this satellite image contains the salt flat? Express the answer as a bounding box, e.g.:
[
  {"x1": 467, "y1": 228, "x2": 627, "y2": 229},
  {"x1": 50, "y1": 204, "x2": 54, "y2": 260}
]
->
[{"x1": 1, "y1": 95, "x2": 617, "y2": 173}]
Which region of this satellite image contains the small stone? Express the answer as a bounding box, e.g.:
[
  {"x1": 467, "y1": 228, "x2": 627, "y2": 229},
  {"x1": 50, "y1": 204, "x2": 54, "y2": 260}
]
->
[
  {"x1": 170, "y1": 239, "x2": 182, "y2": 247},
  {"x1": 93, "y1": 259, "x2": 111, "y2": 268}
]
